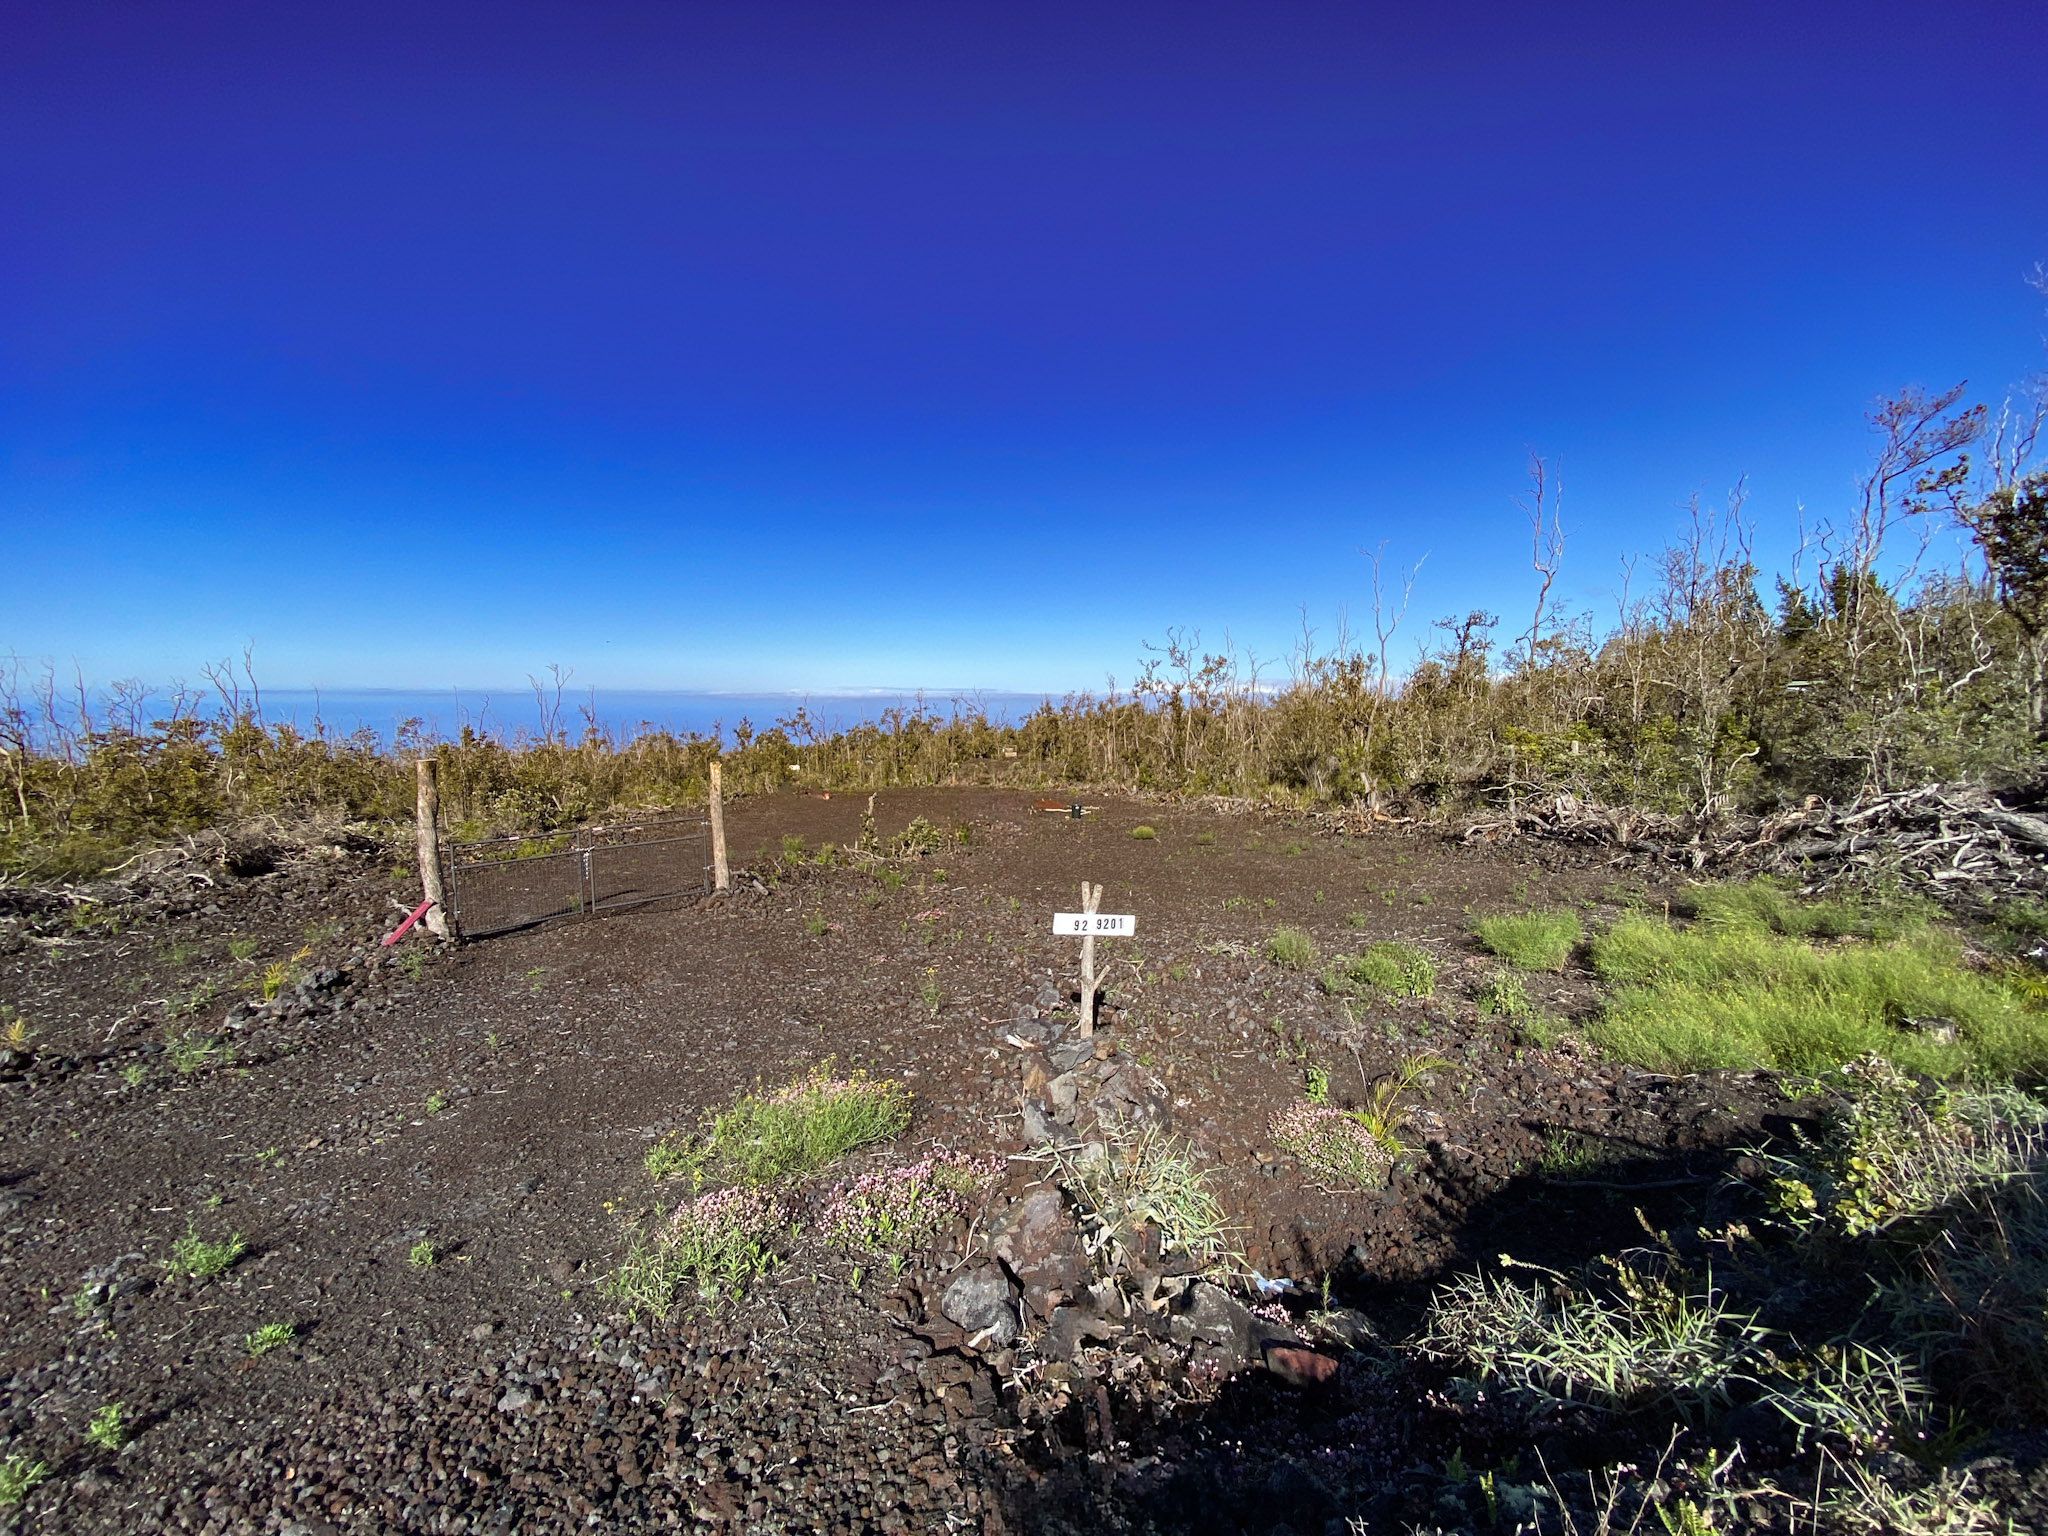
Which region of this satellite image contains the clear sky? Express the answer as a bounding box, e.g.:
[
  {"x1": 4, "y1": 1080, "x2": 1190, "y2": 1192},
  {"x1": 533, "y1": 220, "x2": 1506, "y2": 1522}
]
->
[{"x1": 4, "y1": 1, "x2": 2045, "y2": 695}]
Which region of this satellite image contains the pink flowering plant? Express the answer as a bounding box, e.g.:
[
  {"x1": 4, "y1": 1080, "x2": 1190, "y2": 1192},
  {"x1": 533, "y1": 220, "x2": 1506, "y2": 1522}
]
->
[
  {"x1": 821, "y1": 1151, "x2": 999, "y2": 1271},
  {"x1": 1269, "y1": 1102, "x2": 1394, "y2": 1187},
  {"x1": 604, "y1": 1186, "x2": 786, "y2": 1317}
]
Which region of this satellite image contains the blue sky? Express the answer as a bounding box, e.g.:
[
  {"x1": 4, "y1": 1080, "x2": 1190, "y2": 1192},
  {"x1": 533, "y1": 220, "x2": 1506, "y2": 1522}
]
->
[{"x1": 4, "y1": 1, "x2": 2045, "y2": 694}]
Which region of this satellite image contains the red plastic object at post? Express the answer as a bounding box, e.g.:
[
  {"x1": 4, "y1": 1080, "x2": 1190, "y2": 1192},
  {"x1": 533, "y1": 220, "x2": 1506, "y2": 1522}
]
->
[{"x1": 382, "y1": 898, "x2": 437, "y2": 946}]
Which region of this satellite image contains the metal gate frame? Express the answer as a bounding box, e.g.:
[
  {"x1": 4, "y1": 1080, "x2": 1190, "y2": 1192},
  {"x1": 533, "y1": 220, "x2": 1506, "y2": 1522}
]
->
[{"x1": 445, "y1": 817, "x2": 712, "y2": 938}]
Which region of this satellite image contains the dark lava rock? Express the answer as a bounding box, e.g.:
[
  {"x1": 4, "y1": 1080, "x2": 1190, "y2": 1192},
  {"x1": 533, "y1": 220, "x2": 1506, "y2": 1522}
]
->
[{"x1": 988, "y1": 1188, "x2": 1090, "y2": 1320}]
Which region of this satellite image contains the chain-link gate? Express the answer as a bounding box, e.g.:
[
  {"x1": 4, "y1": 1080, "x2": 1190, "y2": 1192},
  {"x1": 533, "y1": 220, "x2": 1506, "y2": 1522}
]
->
[{"x1": 445, "y1": 818, "x2": 712, "y2": 938}]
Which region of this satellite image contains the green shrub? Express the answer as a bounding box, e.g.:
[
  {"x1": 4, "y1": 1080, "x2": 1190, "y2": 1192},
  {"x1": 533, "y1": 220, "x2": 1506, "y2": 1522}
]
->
[
  {"x1": 1130, "y1": 825, "x2": 1157, "y2": 840},
  {"x1": 1588, "y1": 914, "x2": 2048, "y2": 1079},
  {"x1": 1266, "y1": 926, "x2": 1317, "y2": 971},
  {"x1": 1473, "y1": 910, "x2": 1582, "y2": 971},
  {"x1": 84, "y1": 1404, "x2": 125, "y2": 1451},
  {"x1": 246, "y1": 1321, "x2": 294, "y2": 1357},
  {"x1": 893, "y1": 817, "x2": 946, "y2": 857}
]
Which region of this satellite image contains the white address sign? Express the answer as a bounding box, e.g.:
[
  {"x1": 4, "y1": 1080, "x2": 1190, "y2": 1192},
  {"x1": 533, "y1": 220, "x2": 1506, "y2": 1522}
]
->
[{"x1": 1053, "y1": 912, "x2": 1136, "y2": 937}]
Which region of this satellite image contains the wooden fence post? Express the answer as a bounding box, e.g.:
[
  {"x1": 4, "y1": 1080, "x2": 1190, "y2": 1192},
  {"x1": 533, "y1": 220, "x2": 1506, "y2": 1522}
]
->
[
  {"x1": 1077, "y1": 880, "x2": 1103, "y2": 1036},
  {"x1": 710, "y1": 759, "x2": 730, "y2": 893},
  {"x1": 416, "y1": 757, "x2": 451, "y2": 938}
]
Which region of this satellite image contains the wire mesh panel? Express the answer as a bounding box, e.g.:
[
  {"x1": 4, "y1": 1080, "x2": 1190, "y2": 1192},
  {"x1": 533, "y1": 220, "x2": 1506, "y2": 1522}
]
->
[
  {"x1": 446, "y1": 819, "x2": 710, "y2": 938},
  {"x1": 589, "y1": 824, "x2": 711, "y2": 915},
  {"x1": 446, "y1": 837, "x2": 586, "y2": 938}
]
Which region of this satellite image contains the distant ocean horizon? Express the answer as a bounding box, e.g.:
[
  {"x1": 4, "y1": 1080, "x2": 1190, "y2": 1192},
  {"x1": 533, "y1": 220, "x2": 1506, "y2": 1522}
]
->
[{"x1": 111, "y1": 686, "x2": 1068, "y2": 746}]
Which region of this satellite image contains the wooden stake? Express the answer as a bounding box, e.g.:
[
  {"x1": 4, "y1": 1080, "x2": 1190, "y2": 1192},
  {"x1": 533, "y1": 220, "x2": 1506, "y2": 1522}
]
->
[
  {"x1": 1077, "y1": 880, "x2": 1103, "y2": 1037},
  {"x1": 415, "y1": 757, "x2": 450, "y2": 939},
  {"x1": 709, "y1": 759, "x2": 730, "y2": 893}
]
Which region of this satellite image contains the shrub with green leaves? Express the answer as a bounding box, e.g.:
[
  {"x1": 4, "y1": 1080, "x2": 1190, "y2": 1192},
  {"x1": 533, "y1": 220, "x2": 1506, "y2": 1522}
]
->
[
  {"x1": 1265, "y1": 925, "x2": 1316, "y2": 970},
  {"x1": 1130, "y1": 824, "x2": 1157, "y2": 840},
  {"x1": 84, "y1": 1403, "x2": 125, "y2": 1451},
  {"x1": 1475, "y1": 971, "x2": 1533, "y2": 1018},
  {"x1": 893, "y1": 816, "x2": 947, "y2": 857},
  {"x1": 1588, "y1": 913, "x2": 2048, "y2": 1078},
  {"x1": 1472, "y1": 910, "x2": 1582, "y2": 972},
  {"x1": 1057, "y1": 1133, "x2": 1229, "y2": 1269},
  {"x1": 646, "y1": 1067, "x2": 911, "y2": 1188}
]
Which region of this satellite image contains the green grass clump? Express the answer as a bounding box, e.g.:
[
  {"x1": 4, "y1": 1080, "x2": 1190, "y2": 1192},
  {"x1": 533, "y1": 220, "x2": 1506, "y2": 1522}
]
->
[
  {"x1": 84, "y1": 1403, "x2": 125, "y2": 1451},
  {"x1": 1322, "y1": 941, "x2": 1436, "y2": 999},
  {"x1": 606, "y1": 1186, "x2": 784, "y2": 1316},
  {"x1": 1266, "y1": 926, "x2": 1317, "y2": 971},
  {"x1": 1691, "y1": 877, "x2": 1922, "y2": 942},
  {"x1": 1473, "y1": 910, "x2": 1582, "y2": 972},
  {"x1": 1130, "y1": 825, "x2": 1157, "y2": 840},
  {"x1": 1354, "y1": 941, "x2": 1436, "y2": 997},
  {"x1": 647, "y1": 1066, "x2": 911, "y2": 1188},
  {"x1": 1588, "y1": 914, "x2": 2048, "y2": 1079},
  {"x1": 246, "y1": 1321, "x2": 294, "y2": 1357},
  {"x1": 163, "y1": 1223, "x2": 247, "y2": 1280},
  {"x1": 1476, "y1": 971, "x2": 1533, "y2": 1019},
  {"x1": 0, "y1": 1452, "x2": 48, "y2": 1507}
]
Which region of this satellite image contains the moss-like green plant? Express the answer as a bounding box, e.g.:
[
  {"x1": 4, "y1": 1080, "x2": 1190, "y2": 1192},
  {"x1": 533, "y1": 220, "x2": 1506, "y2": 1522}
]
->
[{"x1": 0, "y1": 1452, "x2": 48, "y2": 1507}]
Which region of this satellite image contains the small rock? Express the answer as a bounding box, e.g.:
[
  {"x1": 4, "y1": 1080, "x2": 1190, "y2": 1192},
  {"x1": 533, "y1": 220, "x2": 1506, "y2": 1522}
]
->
[
  {"x1": 1047, "y1": 1073, "x2": 1081, "y2": 1122},
  {"x1": 1019, "y1": 1102, "x2": 1056, "y2": 1146},
  {"x1": 941, "y1": 1268, "x2": 1019, "y2": 1346},
  {"x1": 1034, "y1": 983, "x2": 1062, "y2": 1010},
  {"x1": 1178, "y1": 1282, "x2": 1252, "y2": 1369},
  {"x1": 496, "y1": 1387, "x2": 532, "y2": 1413},
  {"x1": 1043, "y1": 1306, "x2": 1119, "y2": 1361},
  {"x1": 988, "y1": 1188, "x2": 1091, "y2": 1318},
  {"x1": 1261, "y1": 1345, "x2": 1339, "y2": 1386},
  {"x1": 1047, "y1": 1038, "x2": 1094, "y2": 1073},
  {"x1": 1903, "y1": 1015, "x2": 1958, "y2": 1045}
]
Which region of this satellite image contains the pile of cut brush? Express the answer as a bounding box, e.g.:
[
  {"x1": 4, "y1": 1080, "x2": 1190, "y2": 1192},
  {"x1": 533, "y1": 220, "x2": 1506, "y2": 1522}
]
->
[{"x1": 1464, "y1": 782, "x2": 2048, "y2": 898}]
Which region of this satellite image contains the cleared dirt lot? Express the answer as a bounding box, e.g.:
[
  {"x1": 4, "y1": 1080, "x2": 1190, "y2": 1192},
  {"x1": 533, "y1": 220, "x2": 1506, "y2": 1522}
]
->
[{"x1": 0, "y1": 790, "x2": 1792, "y2": 1534}]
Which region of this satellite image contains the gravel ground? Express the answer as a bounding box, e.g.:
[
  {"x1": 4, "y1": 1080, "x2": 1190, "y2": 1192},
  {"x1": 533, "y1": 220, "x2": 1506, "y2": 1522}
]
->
[{"x1": 0, "y1": 791, "x2": 1848, "y2": 1534}]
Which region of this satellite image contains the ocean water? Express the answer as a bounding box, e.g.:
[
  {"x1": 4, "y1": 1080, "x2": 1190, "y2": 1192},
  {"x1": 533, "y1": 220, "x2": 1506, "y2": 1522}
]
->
[{"x1": 150, "y1": 686, "x2": 1060, "y2": 746}]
